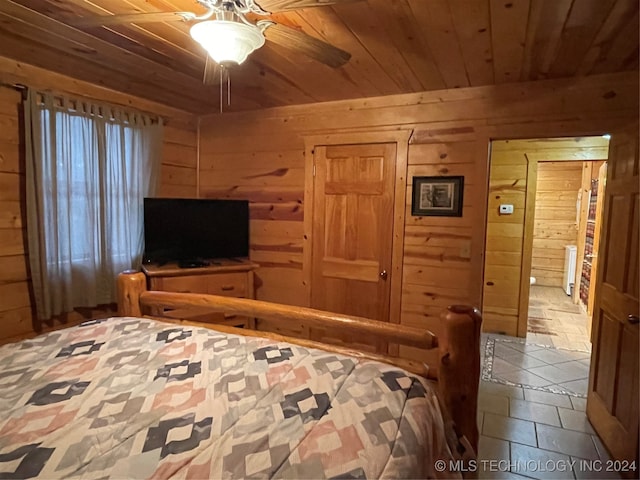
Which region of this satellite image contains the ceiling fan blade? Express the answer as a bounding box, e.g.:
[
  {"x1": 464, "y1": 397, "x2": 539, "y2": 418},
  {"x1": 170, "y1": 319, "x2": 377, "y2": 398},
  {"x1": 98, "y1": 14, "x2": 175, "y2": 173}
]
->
[
  {"x1": 203, "y1": 57, "x2": 222, "y2": 85},
  {"x1": 69, "y1": 12, "x2": 193, "y2": 28},
  {"x1": 263, "y1": 22, "x2": 351, "y2": 68},
  {"x1": 255, "y1": 0, "x2": 363, "y2": 12}
]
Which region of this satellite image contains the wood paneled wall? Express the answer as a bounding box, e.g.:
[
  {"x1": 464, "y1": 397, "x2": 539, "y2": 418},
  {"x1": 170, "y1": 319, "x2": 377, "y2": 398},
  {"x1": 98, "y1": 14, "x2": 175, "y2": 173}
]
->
[
  {"x1": 198, "y1": 127, "x2": 307, "y2": 334},
  {"x1": 0, "y1": 56, "x2": 197, "y2": 342},
  {"x1": 403, "y1": 142, "x2": 477, "y2": 335},
  {"x1": 161, "y1": 124, "x2": 198, "y2": 198},
  {"x1": 532, "y1": 161, "x2": 583, "y2": 287},
  {"x1": 483, "y1": 140, "x2": 530, "y2": 335},
  {"x1": 198, "y1": 72, "x2": 638, "y2": 353},
  {"x1": 0, "y1": 86, "x2": 30, "y2": 340}
]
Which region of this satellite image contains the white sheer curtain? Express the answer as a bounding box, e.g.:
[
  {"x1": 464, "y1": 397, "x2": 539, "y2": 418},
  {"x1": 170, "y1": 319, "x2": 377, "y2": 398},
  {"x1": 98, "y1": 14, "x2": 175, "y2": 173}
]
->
[{"x1": 25, "y1": 90, "x2": 163, "y2": 320}]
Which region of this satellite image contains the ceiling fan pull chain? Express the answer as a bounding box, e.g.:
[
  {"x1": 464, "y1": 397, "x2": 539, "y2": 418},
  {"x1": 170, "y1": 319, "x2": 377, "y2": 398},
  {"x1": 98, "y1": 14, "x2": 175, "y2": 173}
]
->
[
  {"x1": 228, "y1": 71, "x2": 231, "y2": 106},
  {"x1": 219, "y1": 66, "x2": 223, "y2": 113}
]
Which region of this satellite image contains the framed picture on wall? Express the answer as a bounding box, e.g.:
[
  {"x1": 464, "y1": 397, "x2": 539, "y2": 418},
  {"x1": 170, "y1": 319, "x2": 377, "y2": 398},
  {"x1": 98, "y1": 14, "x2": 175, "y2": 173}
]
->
[{"x1": 411, "y1": 176, "x2": 464, "y2": 216}]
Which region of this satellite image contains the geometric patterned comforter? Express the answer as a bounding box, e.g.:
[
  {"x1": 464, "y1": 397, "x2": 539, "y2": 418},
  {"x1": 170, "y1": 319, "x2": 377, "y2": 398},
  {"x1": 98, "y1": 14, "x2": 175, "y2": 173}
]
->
[{"x1": 0, "y1": 317, "x2": 458, "y2": 479}]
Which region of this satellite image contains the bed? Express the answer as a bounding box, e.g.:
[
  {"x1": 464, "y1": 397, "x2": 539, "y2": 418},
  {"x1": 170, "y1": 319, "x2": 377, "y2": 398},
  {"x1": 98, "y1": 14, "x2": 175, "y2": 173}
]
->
[{"x1": 0, "y1": 271, "x2": 481, "y2": 479}]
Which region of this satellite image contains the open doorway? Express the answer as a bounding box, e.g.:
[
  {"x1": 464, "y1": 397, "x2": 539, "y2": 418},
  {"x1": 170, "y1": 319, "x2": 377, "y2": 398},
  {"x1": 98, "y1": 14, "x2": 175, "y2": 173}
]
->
[
  {"x1": 479, "y1": 130, "x2": 638, "y2": 464},
  {"x1": 528, "y1": 156, "x2": 608, "y2": 351},
  {"x1": 482, "y1": 136, "x2": 609, "y2": 348}
]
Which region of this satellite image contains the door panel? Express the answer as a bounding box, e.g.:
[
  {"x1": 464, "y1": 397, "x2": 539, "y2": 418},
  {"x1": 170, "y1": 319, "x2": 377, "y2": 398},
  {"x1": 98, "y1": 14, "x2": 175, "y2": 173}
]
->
[
  {"x1": 311, "y1": 143, "x2": 396, "y2": 352},
  {"x1": 587, "y1": 125, "x2": 639, "y2": 467}
]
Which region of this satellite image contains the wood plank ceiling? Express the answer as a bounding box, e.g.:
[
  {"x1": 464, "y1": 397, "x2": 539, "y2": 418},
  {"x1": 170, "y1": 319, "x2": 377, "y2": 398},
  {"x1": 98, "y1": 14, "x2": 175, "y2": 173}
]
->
[{"x1": 0, "y1": 0, "x2": 637, "y2": 114}]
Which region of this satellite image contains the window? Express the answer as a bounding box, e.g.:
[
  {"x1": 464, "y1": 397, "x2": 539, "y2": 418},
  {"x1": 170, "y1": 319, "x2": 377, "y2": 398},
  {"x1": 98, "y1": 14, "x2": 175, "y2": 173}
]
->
[{"x1": 25, "y1": 91, "x2": 163, "y2": 320}]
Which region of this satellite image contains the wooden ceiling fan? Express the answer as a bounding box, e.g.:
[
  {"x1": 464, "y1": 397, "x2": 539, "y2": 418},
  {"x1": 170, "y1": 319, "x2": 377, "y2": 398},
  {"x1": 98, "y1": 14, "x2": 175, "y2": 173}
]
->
[{"x1": 70, "y1": 0, "x2": 358, "y2": 85}]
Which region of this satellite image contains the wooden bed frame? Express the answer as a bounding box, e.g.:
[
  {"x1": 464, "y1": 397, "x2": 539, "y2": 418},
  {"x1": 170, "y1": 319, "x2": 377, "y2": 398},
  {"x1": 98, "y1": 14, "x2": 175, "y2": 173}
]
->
[{"x1": 117, "y1": 270, "x2": 482, "y2": 455}]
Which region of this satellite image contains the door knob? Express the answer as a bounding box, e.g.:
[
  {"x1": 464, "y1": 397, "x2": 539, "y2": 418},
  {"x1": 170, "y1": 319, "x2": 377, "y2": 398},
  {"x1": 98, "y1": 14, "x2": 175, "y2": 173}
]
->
[
  {"x1": 628, "y1": 315, "x2": 639, "y2": 325},
  {"x1": 380, "y1": 270, "x2": 388, "y2": 279}
]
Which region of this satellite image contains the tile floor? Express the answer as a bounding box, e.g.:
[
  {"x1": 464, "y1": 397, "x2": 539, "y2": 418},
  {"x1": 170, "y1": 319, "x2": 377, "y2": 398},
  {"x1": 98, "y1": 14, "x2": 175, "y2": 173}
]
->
[
  {"x1": 477, "y1": 333, "x2": 618, "y2": 479},
  {"x1": 475, "y1": 287, "x2": 619, "y2": 479},
  {"x1": 483, "y1": 336, "x2": 590, "y2": 397},
  {"x1": 527, "y1": 286, "x2": 591, "y2": 352}
]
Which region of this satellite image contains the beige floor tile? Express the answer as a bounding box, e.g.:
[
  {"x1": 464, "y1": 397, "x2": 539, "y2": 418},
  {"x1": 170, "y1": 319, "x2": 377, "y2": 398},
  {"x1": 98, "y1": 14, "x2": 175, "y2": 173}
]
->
[
  {"x1": 570, "y1": 313, "x2": 589, "y2": 323},
  {"x1": 500, "y1": 351, "x2": 548, "y2": 369},
  {"x1": 556, "y1": 323, "x2": 583, "y2": 334},
  {"x1": 502, "y1": 342, "x2": 546, "y2": 354},
  {"x1": 495, "y1": 343, "x2": 524, "y2": 358},
  {"x1": 575, "y1": 338, "x2": 591, "y2": 347},
  {"x1": 526, "y1": 333, "x2": 555, "y2": 346},
  {"x1": 523, "y1": 389, "x2": 573, "y2": 408},
  {"x1": 492, "y1": 357, "x2": 524, "y2": 375},
  {"x1": 510, "y1": 398, "x2": 560, "y2": 427},
  {"x1": 478, "y1": 435, "x2": 510, "y2": 462},
  {"x1": 480, "y1": 381, "x2": 525, "y2": 400},
  {"x1": 591, "y1": 435, "x2": 612, "y2": 462},
  {"x1": 527, "y1": 286, "x2": 592, "y2": 353},
  {"x1": 482, "y1": 413, "x2": 537, "y2": 446},
  {"x1": 570, "y1": 396, "x2": 587, "y2": 412},
  {"x1": 528, "y1": 348, "x2": 578, "y2": 364},
  {"x1": 528, "y1": 308, "x2": 549, "y2": 318},
  {"x1": 510, "y1": 443, "x2": 574, "y2": 480},
  {"x1": 572, "y1": 457, "x2": 622, "y2": 480},
  {"x1": 498, "y1": 369, "x2": 553, "y2": 387},
  {"x1": 551, "y1": 339, "x2": 573, "y2": 350},
  {"x1": 565, "y1": 343, "x2": 588, "y2": 353},
  {"x1": 478, "y1": 468, "x2": 533, "y2": 479},
  {"x1": 557, "y1": 379, "x2": 588, "y2": 396},
  {"x1": 527, "y1": 364, "x2": 587, "y2": 384},
  {"x1": 557, "y1": 407, "x2": 596, "y2": 434},
  {"x1": 478, "y1": 392, "x2": 510, "y2": 416},
  {"x1": 557, "y1": 360, "x2": 590, "y2": 376},
  {"x1": 536, "y1": 424, "x2": 599, "y2": 460},
  {"x1": 549, "y1": 331, "x2": 570, "y2": 342},
  {"x1": 556, "y1": 350, "x2": 592, "y2": 361}
]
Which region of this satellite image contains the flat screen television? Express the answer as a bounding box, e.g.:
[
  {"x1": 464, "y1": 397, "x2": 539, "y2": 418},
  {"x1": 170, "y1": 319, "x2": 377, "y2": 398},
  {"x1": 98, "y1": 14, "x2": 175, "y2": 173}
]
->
[{"x1": 143, "y1": 198, "x2": 249, "y2": 266}]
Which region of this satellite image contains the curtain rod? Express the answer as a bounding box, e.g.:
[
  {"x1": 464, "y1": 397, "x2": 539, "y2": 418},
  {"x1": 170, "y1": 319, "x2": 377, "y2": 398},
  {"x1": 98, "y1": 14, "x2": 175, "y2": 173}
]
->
[
  {"x1": 0, "y1": 82, "x2": 171, "y2": 125},
  {"x1": 0, "y1": 82, "x2": 27, "y2": 91}
]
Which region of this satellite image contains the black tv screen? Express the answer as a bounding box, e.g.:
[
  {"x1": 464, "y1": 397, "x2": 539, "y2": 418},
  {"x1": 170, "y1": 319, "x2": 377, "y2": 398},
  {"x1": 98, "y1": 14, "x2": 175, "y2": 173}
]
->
[{"x1": 143, "y1": 198, "x2": 249, "y2": 264}]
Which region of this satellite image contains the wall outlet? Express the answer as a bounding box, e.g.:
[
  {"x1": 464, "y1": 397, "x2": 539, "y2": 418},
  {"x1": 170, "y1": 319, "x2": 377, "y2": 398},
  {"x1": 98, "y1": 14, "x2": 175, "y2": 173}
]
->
[{"x1": 499, "y1": 204, "x2": 514, "y2": 215}]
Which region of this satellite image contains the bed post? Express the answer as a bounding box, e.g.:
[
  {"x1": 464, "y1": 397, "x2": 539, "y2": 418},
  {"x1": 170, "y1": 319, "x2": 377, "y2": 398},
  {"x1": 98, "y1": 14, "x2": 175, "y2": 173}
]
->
[
  {"x1": 117, "y1": 270, "x2": 147, "y2": 317},
  {"x1": 439, "y1": 305, "x2": 482, "y2": 453}
]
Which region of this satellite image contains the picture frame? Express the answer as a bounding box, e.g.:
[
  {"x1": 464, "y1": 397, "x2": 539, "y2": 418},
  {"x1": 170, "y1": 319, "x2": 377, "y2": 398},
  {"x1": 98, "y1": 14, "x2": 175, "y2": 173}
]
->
[{"x1": 411, "y1": 176, "x2": 464, "y2": 217}]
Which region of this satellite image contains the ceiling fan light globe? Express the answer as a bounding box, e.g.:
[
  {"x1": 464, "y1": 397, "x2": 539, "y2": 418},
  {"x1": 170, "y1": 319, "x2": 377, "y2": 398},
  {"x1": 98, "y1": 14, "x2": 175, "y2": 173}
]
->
[{"x1": 190, "y1": 20, "x2": 265, "y2": 65}]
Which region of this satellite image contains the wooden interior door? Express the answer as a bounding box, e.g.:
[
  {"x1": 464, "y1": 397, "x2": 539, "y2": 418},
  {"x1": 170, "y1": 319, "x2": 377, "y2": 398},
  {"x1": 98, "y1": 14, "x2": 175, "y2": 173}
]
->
[
  {"x1": 310, "y1": 143, "x2": 396, "y2": 352},
  {"x1": 587, "y1": 125, "x2": 639, "y2": 466}
]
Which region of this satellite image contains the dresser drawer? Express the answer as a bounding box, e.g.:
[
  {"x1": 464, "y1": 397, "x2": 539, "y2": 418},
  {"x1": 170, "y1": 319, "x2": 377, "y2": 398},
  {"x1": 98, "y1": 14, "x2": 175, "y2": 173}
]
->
[
  {"x1": 142, "y1": 261, "x2": 257, "y2": 330},
  {"x1": 157, "y1": 275, "x2": 207, "y2": 293},
  {"x1": 155, "y1": 273, "x2": 248, "y2": 297},
  {"x1": 206, "y1": 273, "x2": 247, "y2": 297}
]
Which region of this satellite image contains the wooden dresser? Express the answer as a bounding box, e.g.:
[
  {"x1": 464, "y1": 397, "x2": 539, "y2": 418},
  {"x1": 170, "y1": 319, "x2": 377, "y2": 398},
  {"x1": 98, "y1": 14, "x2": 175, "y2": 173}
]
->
[{"x1": 142, "y1": 259, "x2": 258, "y2": 328}]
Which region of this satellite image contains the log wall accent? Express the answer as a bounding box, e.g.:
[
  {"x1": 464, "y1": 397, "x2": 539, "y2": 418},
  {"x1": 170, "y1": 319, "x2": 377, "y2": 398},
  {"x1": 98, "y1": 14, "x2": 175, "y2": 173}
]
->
[
  {"x1": 198, "y1": 72, "x2": 638, "y2": 350},
  {"x1": 0, "y1": 56, "x2": 197, "y2": 342}
]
